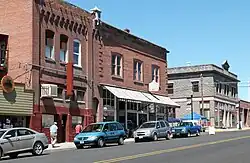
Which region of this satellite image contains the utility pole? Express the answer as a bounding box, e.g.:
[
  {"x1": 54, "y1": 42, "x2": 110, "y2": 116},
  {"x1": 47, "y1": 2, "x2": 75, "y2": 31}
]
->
[
  {"x1": 191, "y1": 94, "x2": 194, "y2": 120},
  {"x1": 200, "y1": 73, "x2": 204, "y2": 116}
]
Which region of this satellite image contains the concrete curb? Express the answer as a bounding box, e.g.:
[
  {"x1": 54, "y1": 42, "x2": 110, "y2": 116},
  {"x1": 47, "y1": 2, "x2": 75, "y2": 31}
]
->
[{"x1": 45, "y1": 138, "x2": 135, "y2": 153}]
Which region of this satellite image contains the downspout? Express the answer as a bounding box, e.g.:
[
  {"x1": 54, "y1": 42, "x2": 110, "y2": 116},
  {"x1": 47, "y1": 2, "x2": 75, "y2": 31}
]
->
[{"x1": 38, "y1": 0, "x2": 42, "y2": 132}]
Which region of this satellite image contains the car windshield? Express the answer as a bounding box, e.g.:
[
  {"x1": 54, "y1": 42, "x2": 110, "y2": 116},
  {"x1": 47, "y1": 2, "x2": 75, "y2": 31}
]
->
[
  {"x1": 178, "y1": 122, "x2": 190, "y2": 127},
  {"x1": 82, "y1": 124, "x2": 103, "y2": 132},
  {"x1": 140, "y1": 122, "x2": 156, "y2": 128},
  {"x1": 0, "y1": 130, "x2": 6, "y2": 138}
]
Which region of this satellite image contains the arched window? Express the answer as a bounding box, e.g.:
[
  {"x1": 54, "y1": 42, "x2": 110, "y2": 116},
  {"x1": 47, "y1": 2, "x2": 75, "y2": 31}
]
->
[
  {"x1": 45, "y1": 30, "x2": 55, "y2": 59},
  {"x1": 73, "y1": 39, "x2": 81, "y2": 67}
]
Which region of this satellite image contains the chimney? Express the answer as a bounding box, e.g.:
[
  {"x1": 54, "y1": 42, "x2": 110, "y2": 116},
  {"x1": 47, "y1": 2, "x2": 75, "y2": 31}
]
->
[{"x1": 124, "y1": 28, "x2": 130, "y2": 33}]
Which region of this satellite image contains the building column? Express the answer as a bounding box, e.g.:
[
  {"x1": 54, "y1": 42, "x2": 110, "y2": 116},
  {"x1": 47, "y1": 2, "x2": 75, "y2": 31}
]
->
[
  {"x1": 230, "y1": 112, "x2": 233, "y2": 127},
  {"x1": 136, "y1": 103, "x2": 139, "y2": 126},
  {"x1": 125, "y1": 100, "x2": 128, "y2": 130},
  {"x1": 226, "y1": 111, "x2": 230, "y2": 128},
  {"x1": 217, "y1": 109, "x2": 220, "y2": 127},
  {"x1": 223, "y1": 109, "x2": 226, "y2": 127}
]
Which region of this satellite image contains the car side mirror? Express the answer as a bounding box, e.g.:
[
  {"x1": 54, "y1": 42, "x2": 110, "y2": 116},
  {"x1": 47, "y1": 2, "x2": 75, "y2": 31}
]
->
[
  {"x1": 156, "y1": 126, "x2": 160, "y2": 129},
  {"x1": 103, "y1": 129, "x2": 108, "y2": 132},
  {"x1": 4, "y1": 135, "x2": 11, "y2": 139}
]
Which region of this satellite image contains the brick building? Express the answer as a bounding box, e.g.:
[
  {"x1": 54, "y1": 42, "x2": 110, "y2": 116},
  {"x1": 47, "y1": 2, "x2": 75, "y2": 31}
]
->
[
  {"x1": 237, "y1": 100, "x2": 250, "y2": 127},
  {"x1": 0, "y1": 0, "x2": 179, "y2": 142},
  {"x1": 167, "y1": 63, "x2": 239, "y2": 128},
  {"x1": 95, "y1": 22, "x2": 179, "y2": 131}
]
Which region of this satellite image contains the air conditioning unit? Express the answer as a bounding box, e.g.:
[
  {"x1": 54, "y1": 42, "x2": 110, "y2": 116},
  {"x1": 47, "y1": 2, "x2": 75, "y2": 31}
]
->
[{"x1": 41, "y1": 84, "x2": 58, "y2": 98}]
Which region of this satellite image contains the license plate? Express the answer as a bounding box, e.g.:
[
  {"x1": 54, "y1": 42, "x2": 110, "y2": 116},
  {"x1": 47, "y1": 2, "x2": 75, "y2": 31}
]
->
[
  {"x1": 176, "y1": 133, "x2": 180, "y2": 135},
  {"x1": 139, "y1": 136, "x2": 143, "y2": 139},
  {"x1": 80, "y1": 141, "x2": 84, "y2": 144}
]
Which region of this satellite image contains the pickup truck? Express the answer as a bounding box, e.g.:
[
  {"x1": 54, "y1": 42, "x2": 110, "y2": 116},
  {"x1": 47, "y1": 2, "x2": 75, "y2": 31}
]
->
[{"x1": 171, "y1": 121, "x2": 201, "y2": 137}]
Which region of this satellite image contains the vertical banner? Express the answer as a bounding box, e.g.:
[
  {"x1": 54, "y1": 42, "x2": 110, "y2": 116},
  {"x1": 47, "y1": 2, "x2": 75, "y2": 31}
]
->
[{"x1": 66, "y1": 62, "x2": 73, "y2": 96}]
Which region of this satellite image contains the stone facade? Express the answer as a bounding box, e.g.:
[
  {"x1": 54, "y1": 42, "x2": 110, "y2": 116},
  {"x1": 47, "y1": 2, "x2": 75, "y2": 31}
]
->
[{"x1": 168, "y1": 64, "x2": 239, "y2": 127}]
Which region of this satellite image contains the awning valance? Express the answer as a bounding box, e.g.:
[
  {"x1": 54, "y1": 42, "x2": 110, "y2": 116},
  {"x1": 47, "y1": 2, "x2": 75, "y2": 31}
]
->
[{"x1": 103, "y1": 85, "x2": 180, "y2": 108}]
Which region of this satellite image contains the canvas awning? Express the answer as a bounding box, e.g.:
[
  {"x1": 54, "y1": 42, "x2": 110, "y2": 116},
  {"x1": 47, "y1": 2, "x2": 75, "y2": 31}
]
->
[{"x1": 103, "y1": 85, "x2": 180, "y2": 108}]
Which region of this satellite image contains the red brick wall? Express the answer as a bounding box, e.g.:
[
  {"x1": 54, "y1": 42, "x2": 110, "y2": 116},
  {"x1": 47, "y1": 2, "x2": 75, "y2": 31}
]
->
[
  {"x1": 0, "y1": 0, "x2": 33, "y2": 86},
  {"x1": 97, "y1": 25, "x2": 168, "y2": 96}
]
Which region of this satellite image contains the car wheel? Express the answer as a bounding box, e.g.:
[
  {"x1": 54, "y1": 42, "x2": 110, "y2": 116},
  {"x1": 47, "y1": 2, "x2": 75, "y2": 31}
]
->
[
  {"x1": 153, "y1": 133, "x2": 158, "y2": 141},
  {"x1": 32, "y1": 142, "x2": 44, "y2": 156},
  {"x1": 118, "y1": 137, "x2": 124, "y2": 145},
  {"x1": 134, "y1": 138, "x2": 139, "y2": 143},
  {"x1": 196, "y1": 130, "x2": 200, "y2": 136},
  {"x1": 97, "y1": 138, "x2": 104, "y2": 148},
  {"x1": 9, "y1": 153, "x2": 18, "y2": 159},
  {"x1": 0, "y1": 149, "x2": 2, "y2": 160},
  {"x1": 187, "y1": 131, "x2": 191, "y2": 137},
  {"x1": 166, "y1": 132, "x2": 172, "y2": 140}
]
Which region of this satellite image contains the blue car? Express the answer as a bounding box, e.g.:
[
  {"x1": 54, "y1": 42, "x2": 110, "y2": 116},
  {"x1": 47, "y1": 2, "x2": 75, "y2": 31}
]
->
[
  {"x1": 171, "y1": 121, "x2": 201, "y2": 137},
  {"x1": 74, "y1": 121, "x2": 126, "y2": 149}
]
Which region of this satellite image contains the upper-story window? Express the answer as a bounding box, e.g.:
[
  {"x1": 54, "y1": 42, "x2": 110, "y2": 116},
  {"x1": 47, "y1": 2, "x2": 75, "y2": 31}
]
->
[
  {"x1": 152, "y1": 65, "x2": 159, "y2": 83},
  {"x1": 111, "y1": 54, "x2": 122, "y2": 77},
  {"x1": 0, "y1": 41, "x2": 6, "y2": 66},
  {"x1": 73, "y1": 40, "x2": 81, "y2": 67},
  {"x1": 60, "y1": 34, "x2": 68, "y2": 63},
  {"x1": 45, "y1": 30, "x2": 55, "y2": 59},
  {"x1": 133, "y1": 60, "x2": 143, "y2": 81},
  {"x1": 192, "y1": 81, "x2": 199, "y2": 92},
  {"x1": 168, "y1": 83, "x2": 174, "y2": 94}
]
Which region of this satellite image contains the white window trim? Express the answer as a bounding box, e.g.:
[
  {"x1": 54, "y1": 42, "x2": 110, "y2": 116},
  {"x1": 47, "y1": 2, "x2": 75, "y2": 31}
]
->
[
  {"x1": 134, "y1": 61, "x2": 143, "y2": 81},
  {"x1": 73, "y1": 39, "x2": 81, "y2": 67},
  {"x1": 152, "y1": 66, "x2": 159, "y2": 83},
  {"x1": 45, "y1": 44, "x2": 55, "y2": 60},
  {"x1": 112, "y1": 54, "x2": 122, "y2": 77}
]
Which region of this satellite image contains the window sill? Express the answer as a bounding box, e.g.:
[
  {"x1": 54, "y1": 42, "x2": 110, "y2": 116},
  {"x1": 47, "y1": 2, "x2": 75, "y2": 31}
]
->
[
  {"x1": 112, "y1": 75, "x2": 124, "y2": 81},
  {"x1": 73, "y1": 65, "x2": 82, "y2": 70},
  {"x1": 133, "y1": 80, "x2": 144, "y2": 86},
  {"x1": 77, "y1": 101, "x2": 85, "y2": 104},
  {"x1": 60, "y1": 61, "x2": 67, "y2": 66},
  {"x1": 45, "y1": 58, "x2": 56, "y2": 64},
  {"x1": 53, "y1": 98, "x2": 64, "y2": 102}
]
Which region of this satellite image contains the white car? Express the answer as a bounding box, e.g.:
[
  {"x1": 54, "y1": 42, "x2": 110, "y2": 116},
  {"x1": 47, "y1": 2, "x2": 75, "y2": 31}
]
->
[{"x1": 0, "y1": 127, "x2": 49, "y2": 159}]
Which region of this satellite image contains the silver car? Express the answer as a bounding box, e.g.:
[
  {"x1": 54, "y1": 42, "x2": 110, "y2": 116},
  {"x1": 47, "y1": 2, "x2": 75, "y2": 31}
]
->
[
  {"x1": 0, "y1": 127, "x2": 49, "y2": 159},
  {"x1": 134, "y1": 120, "x2": 172, "y2": 142}
]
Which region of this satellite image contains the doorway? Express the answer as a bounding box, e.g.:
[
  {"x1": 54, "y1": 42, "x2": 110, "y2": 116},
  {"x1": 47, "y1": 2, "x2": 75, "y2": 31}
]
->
[{"x1": 61, "y1": 114, "x2": 67, "y2": 142}]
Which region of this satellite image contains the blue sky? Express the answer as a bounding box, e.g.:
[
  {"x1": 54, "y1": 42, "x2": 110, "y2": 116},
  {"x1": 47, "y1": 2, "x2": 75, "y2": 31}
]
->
[{"x1": 68, "y1": 0, "x2": 250, "y2": 100}]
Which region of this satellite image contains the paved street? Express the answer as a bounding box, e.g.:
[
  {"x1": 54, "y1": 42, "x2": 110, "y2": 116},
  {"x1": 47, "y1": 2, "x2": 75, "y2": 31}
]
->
[{"x1": 2, "y1": 130, "x2": 250, "y2": 163}]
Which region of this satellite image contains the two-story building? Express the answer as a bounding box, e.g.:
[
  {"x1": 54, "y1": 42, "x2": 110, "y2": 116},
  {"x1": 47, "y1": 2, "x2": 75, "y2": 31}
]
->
[
  {"x1": 237, "y1": 100, "x2": 250, "y2": 128},
  {"x1": 168, "y1": 62, "x2": 239, "y2": 128},
  {"x1": 0, "y1": 0, "x2": 179, "y2": 142},
  {"x1": 94, "y1": 23, "x2": 179, "y2": 130}
]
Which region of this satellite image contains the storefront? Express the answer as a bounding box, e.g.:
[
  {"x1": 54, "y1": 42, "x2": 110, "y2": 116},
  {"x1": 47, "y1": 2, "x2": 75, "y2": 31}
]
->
[
  {"x1": 0, "y1": 83, "x2": 34, "y2": 128},
  {"x1": 102, "y1": 85, "x2": 180, "y2": 130}
]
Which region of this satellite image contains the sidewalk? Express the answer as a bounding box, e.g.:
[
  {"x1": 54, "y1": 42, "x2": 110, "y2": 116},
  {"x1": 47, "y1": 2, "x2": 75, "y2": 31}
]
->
[
  {"x1": 46, "y1": 138, "x2": 135, "y2": 152},
  {"x1": 215, "y1": 127, "x2": 250, "y2": 132}
]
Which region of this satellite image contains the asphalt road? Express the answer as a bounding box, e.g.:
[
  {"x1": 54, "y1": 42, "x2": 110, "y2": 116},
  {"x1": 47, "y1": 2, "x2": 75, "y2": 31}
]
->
[{"x1": 2, "y1": 130, "x2": 250, "y2": 163}]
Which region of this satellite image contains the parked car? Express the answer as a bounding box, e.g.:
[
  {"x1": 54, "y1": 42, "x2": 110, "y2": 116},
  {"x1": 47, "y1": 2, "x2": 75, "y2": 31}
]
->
[
  {"x1": 0, "y1": 127, "x2": 49, "y2": 159},
  {"x1": 171, "y1": 121, "x2": 201, "y2": 137},
  {"x1": 133, "y1": 120, "x2": 172, "y2": 142},
  {"x1": 74, "y1": 121, "x2": 126, "y2": 149}
]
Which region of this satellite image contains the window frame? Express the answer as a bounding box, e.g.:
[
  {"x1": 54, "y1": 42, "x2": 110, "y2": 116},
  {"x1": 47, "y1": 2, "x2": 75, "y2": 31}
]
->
[
  {"x1": 45, "y1": 29, "x2": 55, "y2": 60},
  {"x1": 192, "y1": 81, "x2": 199, "y2": 92},
  {"x1": 168, "y1": 83, "x2": 174, "y2": 94},
  {"x1": 73, "y1": 39, "x2": 81, "y2": 67},
  {"x1": 152, "y1": 65, "x2": 160, "y2": 83},
  {"x1": 133, "y1": 59, "x2": 143, "y2": 82},
  {"x1": 60, "y1": 34, "x2": 68, "y2": 63},
  {"x1": 111, "y1": 53, "x2": 123, "y2": 77}
]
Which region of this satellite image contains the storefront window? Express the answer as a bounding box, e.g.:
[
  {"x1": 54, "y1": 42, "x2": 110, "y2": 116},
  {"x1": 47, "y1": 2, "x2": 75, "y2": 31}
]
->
[
  {"x1": 72, "y1": 116, "x2": 83, "y2": 128},
  {"x1": 103, "y1": 89, "x2": 115, "y2": 108},
  {"x1": 0, "y1": 116, "x2": 27, "y2": 129},
  {"x1": 42, "y1": 114, "x2": 54, "y2": 128}
]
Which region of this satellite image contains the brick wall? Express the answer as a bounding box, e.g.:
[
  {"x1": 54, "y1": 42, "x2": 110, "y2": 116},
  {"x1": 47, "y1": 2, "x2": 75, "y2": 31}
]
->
[{"x1": 0, "y1": 0, "x2": 33, "y2": 86}]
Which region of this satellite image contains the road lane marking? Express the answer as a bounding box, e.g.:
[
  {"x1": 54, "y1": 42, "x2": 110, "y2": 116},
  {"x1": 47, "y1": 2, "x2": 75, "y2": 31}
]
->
[{"x1": 94, "y1": 135, "x2": 250, "y2": 163}]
